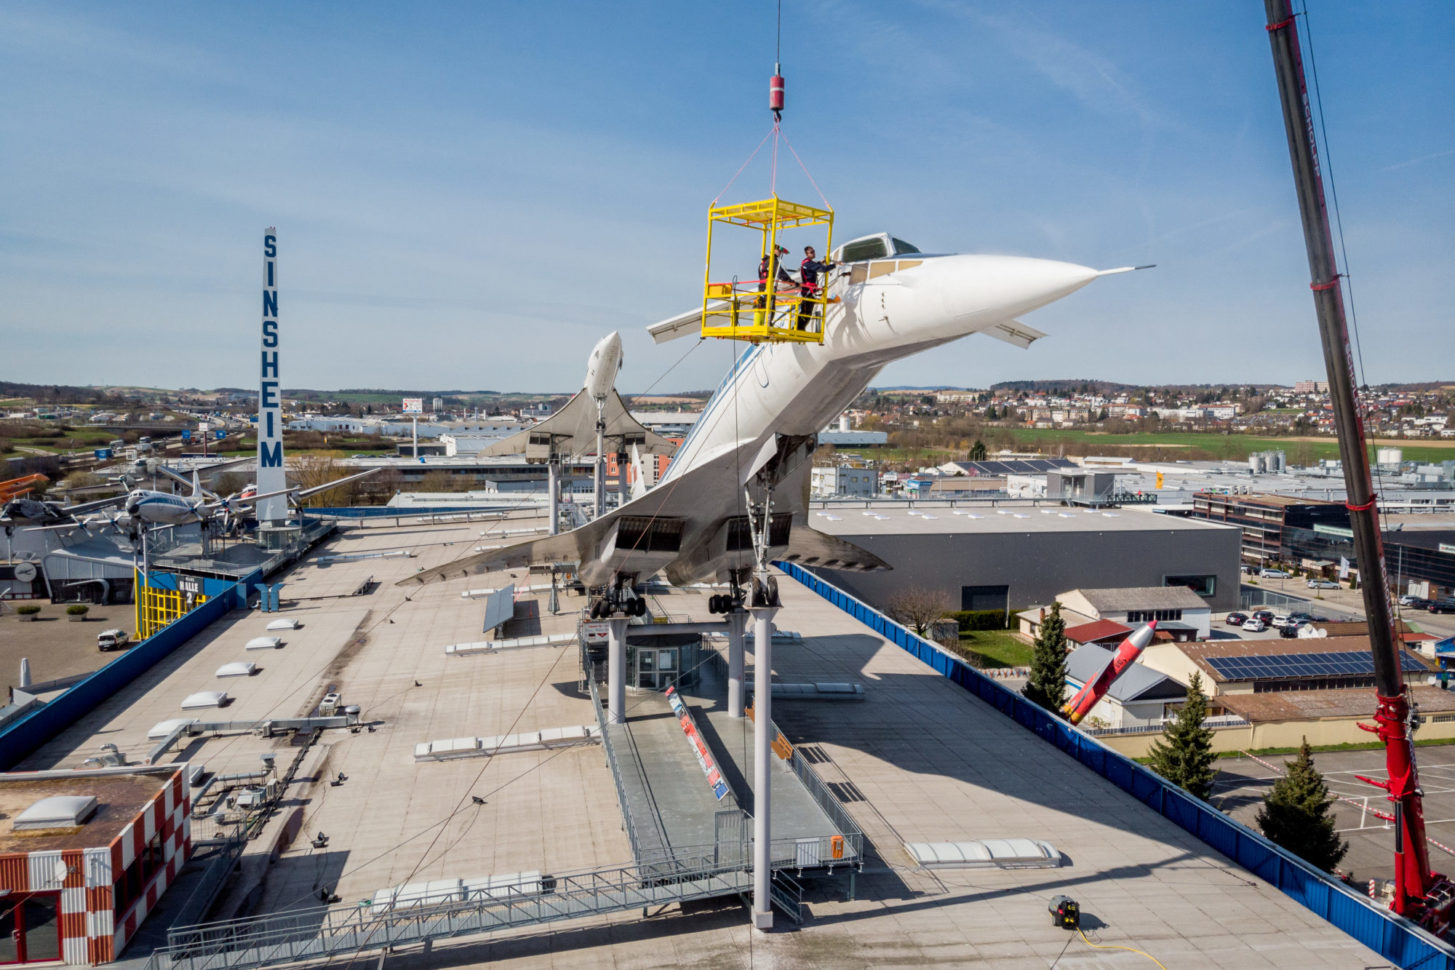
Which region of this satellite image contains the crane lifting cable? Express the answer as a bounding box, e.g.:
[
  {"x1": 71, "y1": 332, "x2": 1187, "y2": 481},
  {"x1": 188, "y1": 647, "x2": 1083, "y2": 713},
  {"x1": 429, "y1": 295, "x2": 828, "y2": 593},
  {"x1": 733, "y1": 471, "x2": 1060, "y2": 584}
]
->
[{"x1": 699, "y1": 1, "x2": 834, "y2": 346}]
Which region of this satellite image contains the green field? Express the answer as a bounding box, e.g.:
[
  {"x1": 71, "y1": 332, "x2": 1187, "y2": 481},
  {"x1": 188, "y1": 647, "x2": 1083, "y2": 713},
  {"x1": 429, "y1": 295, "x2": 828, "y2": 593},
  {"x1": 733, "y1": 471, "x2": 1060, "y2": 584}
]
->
[
  {"x1": 955, "y1": 630, "x2": 1033, "y2": 669},
  {"x1": 862, "y1": 428, "x2": 1455, "y2": 466}
]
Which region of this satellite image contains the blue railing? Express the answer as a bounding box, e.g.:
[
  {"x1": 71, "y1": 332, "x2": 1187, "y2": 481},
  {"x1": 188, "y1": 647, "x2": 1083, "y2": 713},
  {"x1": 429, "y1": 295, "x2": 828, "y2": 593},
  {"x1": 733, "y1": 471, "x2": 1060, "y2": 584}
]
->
[
  {"x1": 0, "y1": 585, "x2": 238, "y2": 769},
  {"x1": 775, "y1": 561, "x2": 1455, "y2": 970}
]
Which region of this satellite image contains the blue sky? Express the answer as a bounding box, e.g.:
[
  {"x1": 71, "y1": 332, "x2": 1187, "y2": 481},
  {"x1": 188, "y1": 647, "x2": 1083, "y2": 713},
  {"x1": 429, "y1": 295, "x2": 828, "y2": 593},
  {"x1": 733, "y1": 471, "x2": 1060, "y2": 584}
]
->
[{"x1": 2, "y1": 2, "x2": 1451, "y2": 394}]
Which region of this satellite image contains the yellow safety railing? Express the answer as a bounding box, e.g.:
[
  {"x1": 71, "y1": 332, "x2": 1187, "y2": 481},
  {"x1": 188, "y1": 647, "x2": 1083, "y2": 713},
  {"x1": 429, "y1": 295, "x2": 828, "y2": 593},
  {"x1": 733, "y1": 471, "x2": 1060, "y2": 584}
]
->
[
  {"x1": 134, "y1": 570, "x2": 207, "y2": 639},
  {"x1": 701, "y1": 196, "x2": 834, "y2": 345}
]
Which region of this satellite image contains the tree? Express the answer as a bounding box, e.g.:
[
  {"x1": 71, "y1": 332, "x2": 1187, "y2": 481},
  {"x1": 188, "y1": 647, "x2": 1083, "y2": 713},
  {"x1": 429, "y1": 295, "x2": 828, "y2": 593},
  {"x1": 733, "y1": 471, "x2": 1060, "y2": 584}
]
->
[
  {"x1": 968, "y1": 439, "x2": 987, "y2": 461},
  {"x1": 1022, "y1": 601, "x2": 1067, "y2": 713},
  {"x1": 1255, "y1": 738, "x2": 1348, "y2": 872},
  {"x1": 886, "y1": 586, "x2": 951, "y2": 637},
  {"x1": 1146, "y1": 672, "x2": 1216, "y2": 800}
]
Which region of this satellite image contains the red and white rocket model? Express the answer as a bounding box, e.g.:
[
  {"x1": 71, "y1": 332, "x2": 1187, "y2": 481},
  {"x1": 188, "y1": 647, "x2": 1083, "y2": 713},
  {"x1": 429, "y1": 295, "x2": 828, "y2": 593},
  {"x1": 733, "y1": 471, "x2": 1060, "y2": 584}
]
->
[{"x1": 1062, "y1": 622, "x2": 1157, "y2": 725}]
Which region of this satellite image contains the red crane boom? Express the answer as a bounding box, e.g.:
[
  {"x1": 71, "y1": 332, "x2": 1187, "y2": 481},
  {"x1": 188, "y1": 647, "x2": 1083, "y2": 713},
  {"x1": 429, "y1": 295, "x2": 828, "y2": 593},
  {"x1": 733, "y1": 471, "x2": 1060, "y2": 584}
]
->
[{"x1": 1263, "y1": 0, "x2": 1455, "y2": 932}]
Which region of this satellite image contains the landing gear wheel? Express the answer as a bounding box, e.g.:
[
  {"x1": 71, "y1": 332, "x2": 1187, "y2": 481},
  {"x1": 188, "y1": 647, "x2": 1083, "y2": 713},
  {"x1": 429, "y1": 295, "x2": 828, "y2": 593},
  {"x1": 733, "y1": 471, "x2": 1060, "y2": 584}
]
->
[{"x1": 750, "y1": 577, "x2": 780, "y2": 608}]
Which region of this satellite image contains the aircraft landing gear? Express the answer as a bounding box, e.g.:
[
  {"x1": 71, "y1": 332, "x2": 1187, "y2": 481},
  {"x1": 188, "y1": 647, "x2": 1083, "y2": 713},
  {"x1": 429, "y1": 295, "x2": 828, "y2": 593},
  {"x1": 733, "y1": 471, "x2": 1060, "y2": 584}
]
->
[
  {"x1": 708, "y1": 578, "x2": 750, "y2": 615},
  {"x1": 589, "y1": 578, "x2": 647, "y2": 619},
  {"x1": 749, "y1": 574, "x2": 780, "y2": 609}
]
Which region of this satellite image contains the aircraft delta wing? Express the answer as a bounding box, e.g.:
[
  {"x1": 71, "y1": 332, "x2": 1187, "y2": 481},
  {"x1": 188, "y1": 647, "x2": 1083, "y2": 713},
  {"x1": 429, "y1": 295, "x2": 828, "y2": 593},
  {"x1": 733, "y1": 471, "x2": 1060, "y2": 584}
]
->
[
  {"x1": 402, "y1": 429, "x2": 886, "y2": 588},
  {"x1": 477, "y1": 389, "x2": 676, "y2": 461}
]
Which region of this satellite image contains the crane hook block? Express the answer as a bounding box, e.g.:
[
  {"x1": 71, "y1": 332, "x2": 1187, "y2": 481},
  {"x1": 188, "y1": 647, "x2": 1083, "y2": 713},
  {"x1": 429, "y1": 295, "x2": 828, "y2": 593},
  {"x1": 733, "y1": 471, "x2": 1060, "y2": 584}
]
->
[{"x1": 769, "y1": 74, "x2": 785, "y2": 115}]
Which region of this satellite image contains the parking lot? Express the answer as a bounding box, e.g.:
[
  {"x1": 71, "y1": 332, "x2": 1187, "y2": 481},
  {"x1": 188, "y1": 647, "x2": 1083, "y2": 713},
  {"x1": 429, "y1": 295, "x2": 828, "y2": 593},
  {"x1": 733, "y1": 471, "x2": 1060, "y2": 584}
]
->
[
  {"x1": 1214, "y1": 745, "x2": 1455, "y2": 887},
  {"x1": 0, "y1": 606, "x2": 125, "y2": 692}
]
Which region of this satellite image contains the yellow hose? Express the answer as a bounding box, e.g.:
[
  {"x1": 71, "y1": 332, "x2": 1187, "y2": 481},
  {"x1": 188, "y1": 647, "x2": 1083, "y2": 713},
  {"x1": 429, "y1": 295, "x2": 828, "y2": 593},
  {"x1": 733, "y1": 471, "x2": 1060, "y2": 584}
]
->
[{"x1": 1077, "y1": 926, "x2": 1169, "y2": 969}]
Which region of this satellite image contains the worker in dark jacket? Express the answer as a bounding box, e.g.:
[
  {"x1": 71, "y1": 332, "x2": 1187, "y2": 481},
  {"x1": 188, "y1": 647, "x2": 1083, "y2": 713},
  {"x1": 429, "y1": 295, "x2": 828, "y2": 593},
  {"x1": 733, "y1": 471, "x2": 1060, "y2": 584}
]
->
[
  {"x1": 796, "y1": 245, "x2": 835, "y2": 330},
  {"x1": 756, "y1": 244, "x2": 793, "y2": 322}
]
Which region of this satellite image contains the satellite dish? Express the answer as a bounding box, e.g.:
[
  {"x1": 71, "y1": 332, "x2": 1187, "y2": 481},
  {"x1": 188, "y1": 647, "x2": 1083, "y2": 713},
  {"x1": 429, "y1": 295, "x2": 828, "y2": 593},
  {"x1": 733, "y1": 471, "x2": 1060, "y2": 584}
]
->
[{"x1": 14, "y1": 562, "x2": 37, "y2": 583}]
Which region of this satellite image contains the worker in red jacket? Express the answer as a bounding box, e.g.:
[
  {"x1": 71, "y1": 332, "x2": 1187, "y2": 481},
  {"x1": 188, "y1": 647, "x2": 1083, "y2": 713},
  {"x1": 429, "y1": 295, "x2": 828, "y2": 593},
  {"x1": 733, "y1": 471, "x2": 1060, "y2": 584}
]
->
[{"x1": 797, "y1": 245, "x2": 835, "y2": 330}]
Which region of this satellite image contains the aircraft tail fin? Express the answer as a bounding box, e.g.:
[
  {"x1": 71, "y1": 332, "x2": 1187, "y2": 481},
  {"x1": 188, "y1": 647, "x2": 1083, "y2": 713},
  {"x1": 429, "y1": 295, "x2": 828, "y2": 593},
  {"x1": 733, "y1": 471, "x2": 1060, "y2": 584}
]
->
[{"x1": 780, "y1": 522, "x2": 890, "y2": 573}]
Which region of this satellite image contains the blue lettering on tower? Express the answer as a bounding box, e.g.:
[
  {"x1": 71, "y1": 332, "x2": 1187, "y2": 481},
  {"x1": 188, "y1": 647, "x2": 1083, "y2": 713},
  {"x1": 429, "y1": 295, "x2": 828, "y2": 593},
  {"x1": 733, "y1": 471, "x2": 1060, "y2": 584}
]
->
[
  {"x1": 264, "y1": 235, "x2": 276, "y2": 258},
  {"x1": 261, "y1": 350, "x2": 278, "y2": 378},
  {"x1": 261, "y1": 381, "x2": 279, "y2": 408},
  {"x1": 266, "y1": 412, "x2": 276, "y2": 437},
  {"x1": 263, "y1": 290, "x2": 278, "y2": 319},
  {"x1": 260, "y1": 440, "x2": 284, "y2": 468},
  {"x1": 262, "y1": 320, "x2": 277, "y2": 348}
]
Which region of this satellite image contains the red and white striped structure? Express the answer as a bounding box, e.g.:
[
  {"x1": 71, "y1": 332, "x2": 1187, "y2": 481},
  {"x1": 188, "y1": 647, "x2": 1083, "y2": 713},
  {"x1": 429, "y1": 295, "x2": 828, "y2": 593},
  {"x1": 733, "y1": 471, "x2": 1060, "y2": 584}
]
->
[{"x1": 0, "y1": 765, "x2": 190, "y2": 965}]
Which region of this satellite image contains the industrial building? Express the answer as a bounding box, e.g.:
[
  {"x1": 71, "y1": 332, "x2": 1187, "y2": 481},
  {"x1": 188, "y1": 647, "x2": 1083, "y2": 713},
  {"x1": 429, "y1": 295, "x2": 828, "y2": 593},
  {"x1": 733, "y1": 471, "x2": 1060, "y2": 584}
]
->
[
  {"x1": 809, "y1": 465, "x2": 878, "y2": 498},
  {"x1": 811, "y1": 504, "x2": 1241, "y2": 613}
]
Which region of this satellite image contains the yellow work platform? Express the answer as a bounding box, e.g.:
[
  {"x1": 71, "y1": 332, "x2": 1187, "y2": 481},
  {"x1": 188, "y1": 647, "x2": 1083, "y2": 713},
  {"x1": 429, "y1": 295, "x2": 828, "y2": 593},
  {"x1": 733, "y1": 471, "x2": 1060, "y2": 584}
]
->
[{"x1": 701, "y1": 196, "x2": 834, "y2": 344}]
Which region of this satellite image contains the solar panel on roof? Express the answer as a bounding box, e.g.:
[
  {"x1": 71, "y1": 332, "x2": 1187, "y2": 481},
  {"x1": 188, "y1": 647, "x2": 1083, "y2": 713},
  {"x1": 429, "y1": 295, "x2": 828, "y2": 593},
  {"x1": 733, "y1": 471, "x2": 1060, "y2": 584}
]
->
[{"x1": 1207, "y1": 651, "x2": 1425, "y2": 681}]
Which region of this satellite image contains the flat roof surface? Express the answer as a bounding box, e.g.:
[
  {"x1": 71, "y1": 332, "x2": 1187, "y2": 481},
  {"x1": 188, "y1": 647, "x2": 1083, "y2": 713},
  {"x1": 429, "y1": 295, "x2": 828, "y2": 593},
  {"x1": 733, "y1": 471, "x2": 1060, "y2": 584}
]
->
[
  {"x1": 1220, "y1": 685, "x2": 1455, "y2": 722},
  {"x1": 0, "y1": 769, "x2": 171, "y2": 854},
  {"x1": 810, "y1": 504, "x2": 1236, "y2": 537},
  {"x1": 14, "y1": 510, "x2": 1391, "y2": 966}
]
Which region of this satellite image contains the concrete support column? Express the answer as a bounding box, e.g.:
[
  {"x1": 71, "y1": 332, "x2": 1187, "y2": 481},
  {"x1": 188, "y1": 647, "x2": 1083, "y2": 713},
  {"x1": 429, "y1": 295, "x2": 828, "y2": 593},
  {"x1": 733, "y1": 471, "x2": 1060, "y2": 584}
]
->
[
  {"x1": 726, "y1": 610, "x2": 748, "y2": 719},
  {"x1": 607, "y1": 616, "x2": 629, "y2": 725},
  {"x1": 750, "y1": 604, "x2": 778, "y2": 931},
  {"x1": 548, "y1": 459, "x2": 560, "y2": 536}
]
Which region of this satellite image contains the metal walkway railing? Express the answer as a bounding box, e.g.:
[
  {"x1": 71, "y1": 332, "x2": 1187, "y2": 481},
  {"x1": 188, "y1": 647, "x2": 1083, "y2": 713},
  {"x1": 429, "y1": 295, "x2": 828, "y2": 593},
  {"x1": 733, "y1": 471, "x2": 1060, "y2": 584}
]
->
[{"x1": 142, "y1": 858, "x2": 754, "y2": 970}]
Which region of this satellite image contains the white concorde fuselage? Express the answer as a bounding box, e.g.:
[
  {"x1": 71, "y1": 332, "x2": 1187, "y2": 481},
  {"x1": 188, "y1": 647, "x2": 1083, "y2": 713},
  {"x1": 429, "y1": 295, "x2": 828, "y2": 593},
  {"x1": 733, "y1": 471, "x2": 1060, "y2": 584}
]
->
[
  {"x1": 585, "y1": 331, "x2": 624, "y2": 403},
  {"x1": 403, "y1": 250, "x2": 1125, "y2": 588},
  {"x1": 657, "y1": 253, "x2": 1103, "y2": 490}
]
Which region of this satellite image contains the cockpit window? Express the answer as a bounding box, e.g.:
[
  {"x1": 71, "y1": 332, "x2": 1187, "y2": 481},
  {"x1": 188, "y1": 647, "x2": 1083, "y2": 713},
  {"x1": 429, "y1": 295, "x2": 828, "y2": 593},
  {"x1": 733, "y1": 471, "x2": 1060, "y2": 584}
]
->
[
  {"x1": 890, "y1": 237, "x2": 921, "y2": 255},
  {"x1": 839, "y1": 236, "x2": 890, "y2": 262}
]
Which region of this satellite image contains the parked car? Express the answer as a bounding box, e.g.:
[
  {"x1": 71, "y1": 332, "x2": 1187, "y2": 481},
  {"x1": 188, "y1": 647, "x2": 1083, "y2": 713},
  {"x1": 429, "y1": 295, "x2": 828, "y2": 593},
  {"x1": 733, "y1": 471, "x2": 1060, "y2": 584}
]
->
[
  {"x1": 1307, "y1": 579, "x2": 1340, "y2": 589},
  {"x1": 97, "y1": 628, "x2": 130, "y2": 652},
  {"x1": 1402, "y1": 597, "x2": 1432, "y2": 611},
  {"x1": 1430, "y1": 600, "x2": 1455, "y2": 615},
  {"x1": 1271, "y1": 614, "x2": 1291, "y2": 628},
  {"x1": 1288, "y1": 612, "x2": 1314, "y2": 623},
  {"x1": 1259, "y1": 568, "x2": 1290, "y2": 578},
  {"x1": 1226, "y1": 612, "x2": 1248, "y2": 626},
  {"x1": 1279, "y1": 621, "x2": 1307, "y2": 638},
  {"x1": 1252, "y1": 610, "x2": 1275, "y2": 625},
  {"x1": 1242, "y1": 618, "x2": 1267, "y2": 632}
]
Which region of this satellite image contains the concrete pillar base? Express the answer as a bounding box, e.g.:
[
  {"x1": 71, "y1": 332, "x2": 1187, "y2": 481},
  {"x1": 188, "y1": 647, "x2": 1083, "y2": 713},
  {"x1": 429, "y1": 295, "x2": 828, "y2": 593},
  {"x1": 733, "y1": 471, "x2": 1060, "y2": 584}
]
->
[{"x1": 753, "y1": 909, "x2": 774, "y2": 931}]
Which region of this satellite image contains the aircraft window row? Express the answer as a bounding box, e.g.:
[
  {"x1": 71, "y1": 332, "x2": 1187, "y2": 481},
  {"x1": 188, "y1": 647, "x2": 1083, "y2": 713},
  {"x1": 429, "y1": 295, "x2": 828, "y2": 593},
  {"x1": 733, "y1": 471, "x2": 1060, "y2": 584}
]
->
[{"x1": 848, "y1": 259, "x2": 924, "y2": 285}]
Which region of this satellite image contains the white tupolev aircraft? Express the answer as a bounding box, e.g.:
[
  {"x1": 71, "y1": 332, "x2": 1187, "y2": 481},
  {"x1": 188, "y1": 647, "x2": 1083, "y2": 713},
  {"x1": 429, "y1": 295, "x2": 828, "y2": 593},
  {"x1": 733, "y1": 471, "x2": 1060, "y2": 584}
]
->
[
  {"x1": 403, "y1": 232, "x2": 1142, "y2": 612},
  {"x1": 479, "y1": 331, "x2": 676, "y2": 464}
]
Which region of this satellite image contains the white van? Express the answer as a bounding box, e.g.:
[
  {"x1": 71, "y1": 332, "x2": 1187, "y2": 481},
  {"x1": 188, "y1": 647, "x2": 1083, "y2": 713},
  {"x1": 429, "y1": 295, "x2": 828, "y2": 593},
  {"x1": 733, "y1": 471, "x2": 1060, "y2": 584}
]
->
[{"x1": 97, "y1": 628, "x2": 130, "y2": 651}]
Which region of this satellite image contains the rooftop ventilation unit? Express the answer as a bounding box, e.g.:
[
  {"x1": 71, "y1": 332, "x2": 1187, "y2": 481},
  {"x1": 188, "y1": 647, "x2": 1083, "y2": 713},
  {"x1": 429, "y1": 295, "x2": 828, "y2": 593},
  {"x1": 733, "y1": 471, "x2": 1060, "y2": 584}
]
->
[
  {"x1": 181, "y1": 690, "x2": 228, "y2": 710},
  {"x1": 14, "y1": 794, "x2": 99, "y2": 831},
  {"x1": 245, "y1": 636, "x2": 283, "y2": 650},
  {"x1": 266, "y1": 618, "x2": 300, "y2": 631},
  {"x1": 148, "y1": 717, "x2": 198, "y2": 739},
  {"x1": 905, "y1": 838, "x2": 1062, "y2": 869},
  {"x1": 216, "y1": 662, "x2": 258, "y2": 678}
]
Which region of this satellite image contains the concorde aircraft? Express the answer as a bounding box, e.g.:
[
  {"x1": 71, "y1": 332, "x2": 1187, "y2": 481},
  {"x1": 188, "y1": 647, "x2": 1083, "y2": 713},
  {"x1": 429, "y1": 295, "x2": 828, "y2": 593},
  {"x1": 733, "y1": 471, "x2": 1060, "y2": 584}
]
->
[
  {"x1": 402, "y1": 231, "x2": 1142, "y2": 613},
  {"x1": 478, "y1": 331, "x2": 676, "y2": 463}
]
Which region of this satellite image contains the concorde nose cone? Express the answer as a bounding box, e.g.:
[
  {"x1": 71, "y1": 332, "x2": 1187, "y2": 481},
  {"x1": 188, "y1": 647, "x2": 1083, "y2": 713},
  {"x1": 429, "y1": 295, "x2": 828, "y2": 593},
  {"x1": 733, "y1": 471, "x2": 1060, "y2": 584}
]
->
[
  {"x1": 585, "y1": 331, "x2": 623, "y2": 401},
  {"x1": 924, "y1": 253, "x2": 1102, "y2": 329}
]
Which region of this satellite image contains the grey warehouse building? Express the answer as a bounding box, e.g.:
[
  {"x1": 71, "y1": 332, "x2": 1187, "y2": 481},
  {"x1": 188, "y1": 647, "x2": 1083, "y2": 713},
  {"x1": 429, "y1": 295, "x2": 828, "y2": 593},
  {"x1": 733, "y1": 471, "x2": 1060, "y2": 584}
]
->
[{"x1": 808, "y1": 504, "x2": 1241, "y2": 613}]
